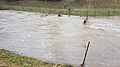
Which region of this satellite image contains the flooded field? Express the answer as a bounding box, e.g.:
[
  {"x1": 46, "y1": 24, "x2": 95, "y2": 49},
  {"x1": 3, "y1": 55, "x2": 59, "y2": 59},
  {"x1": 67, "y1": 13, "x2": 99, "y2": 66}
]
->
[{"x1": 0, "y1": 10, "x2": 120, "y2": 67}]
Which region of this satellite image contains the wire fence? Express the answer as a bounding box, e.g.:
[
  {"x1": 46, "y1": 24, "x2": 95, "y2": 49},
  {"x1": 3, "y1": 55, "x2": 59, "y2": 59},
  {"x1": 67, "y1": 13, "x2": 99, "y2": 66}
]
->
[{"x1": 0, "y1": 0, "x2": 120, "y2": 16}]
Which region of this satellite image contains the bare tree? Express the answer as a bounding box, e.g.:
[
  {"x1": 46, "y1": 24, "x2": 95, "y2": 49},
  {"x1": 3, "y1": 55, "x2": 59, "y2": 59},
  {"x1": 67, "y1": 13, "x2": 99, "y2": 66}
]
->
[
  {"x1": 20, "y1": 0, "x2": 29, "y2": 10},
  {"x1": 113, "y1": 0, "x2": 119, "y2": 14},
  {"x1": 0, "y1": 0, "x2": 5, "y2": 10}
]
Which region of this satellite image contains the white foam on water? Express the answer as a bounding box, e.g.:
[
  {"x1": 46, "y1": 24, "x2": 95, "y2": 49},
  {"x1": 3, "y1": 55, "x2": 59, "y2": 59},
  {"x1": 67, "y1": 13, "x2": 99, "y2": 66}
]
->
[{"x1": 90, "y1": 22, "x2": 120, "y2": 33}]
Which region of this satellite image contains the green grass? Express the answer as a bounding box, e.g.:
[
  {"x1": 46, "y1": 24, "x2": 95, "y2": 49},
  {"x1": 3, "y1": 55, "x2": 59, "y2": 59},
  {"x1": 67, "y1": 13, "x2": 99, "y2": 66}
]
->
[
  {"x1": 2, "y1": 6, "x2": 120, "y2": 16},
  {"x1": 0, "y1": 49, "x2": 73, "y2": 67}
]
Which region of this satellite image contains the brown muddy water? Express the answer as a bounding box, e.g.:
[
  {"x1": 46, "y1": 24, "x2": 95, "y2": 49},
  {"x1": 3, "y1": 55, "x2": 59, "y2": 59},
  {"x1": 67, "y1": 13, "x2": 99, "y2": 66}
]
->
[{"x1": 0, "y1": 10, "x2": 120, "y2": 67}]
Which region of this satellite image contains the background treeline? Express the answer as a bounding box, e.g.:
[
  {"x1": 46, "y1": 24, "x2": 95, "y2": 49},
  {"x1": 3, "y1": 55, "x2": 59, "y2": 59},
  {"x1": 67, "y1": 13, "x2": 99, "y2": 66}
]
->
[
  {"x1": 0, "y1": 0, "x2": 119, "y2": 8},
  {"x1": 1, "y1": 0, "x2": 119, "y2": 3}
]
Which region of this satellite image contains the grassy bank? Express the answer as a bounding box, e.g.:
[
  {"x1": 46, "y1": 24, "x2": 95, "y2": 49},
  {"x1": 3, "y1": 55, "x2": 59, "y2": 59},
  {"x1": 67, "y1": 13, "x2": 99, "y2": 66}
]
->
[
  {"x1": 2, "y1": 6, "x2": 120, "y2": 16},
  {"x1": 0, "y1": 49, "x2": 73, "y2": 67}
]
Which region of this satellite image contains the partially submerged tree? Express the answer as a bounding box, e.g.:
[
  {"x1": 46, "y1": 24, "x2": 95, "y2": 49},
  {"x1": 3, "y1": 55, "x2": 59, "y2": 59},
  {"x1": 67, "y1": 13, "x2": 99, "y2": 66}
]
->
[{"x1": 83, "y1": 0, "x2": 90, "y2": 25}]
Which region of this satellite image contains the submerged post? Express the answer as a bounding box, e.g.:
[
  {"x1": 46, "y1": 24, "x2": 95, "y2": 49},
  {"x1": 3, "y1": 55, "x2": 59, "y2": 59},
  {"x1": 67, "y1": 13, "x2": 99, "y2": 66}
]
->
[
  {"x1": 80, "y1": 41, "x2": 90, "y2": 67},
  {"x1": 68, "y1": 8, "x2": 71, "y2": 17}
]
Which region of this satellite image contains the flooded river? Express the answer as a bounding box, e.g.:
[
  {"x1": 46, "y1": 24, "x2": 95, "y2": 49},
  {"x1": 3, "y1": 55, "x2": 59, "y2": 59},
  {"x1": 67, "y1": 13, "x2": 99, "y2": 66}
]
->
[{"x1": 0, "y1": 10, "x2": 120, "y2": 67}]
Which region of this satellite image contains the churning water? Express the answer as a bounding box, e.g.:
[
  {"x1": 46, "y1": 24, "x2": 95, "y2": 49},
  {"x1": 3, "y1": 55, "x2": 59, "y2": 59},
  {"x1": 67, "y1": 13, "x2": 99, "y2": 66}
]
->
[{"x1": 0, "y1": 10, "x2": 120, "y2": 67}]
